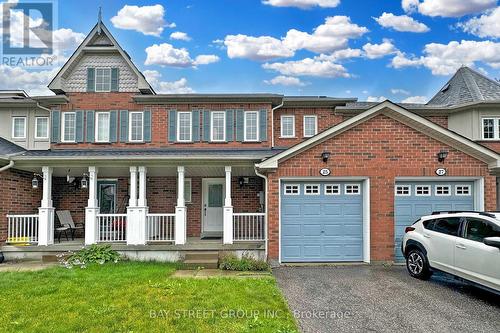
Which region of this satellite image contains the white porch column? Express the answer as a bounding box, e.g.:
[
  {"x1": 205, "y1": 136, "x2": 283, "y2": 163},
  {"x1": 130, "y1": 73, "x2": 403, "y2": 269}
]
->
[
  {"x1": 127, "y1": 166, "x2": 147, "y2": 245},
  {"x1": 85, "y1": 166, "x2": 99, "y2": 245},
  {"x1": 223, "y1": 166, "x2": 234, "y2": 244},
  {"x1": 175, "y1": 166, "x2": 187, "y2": 245},
  {"x1": 38, "y1": 166, "x2": 54, "y2": 246}
]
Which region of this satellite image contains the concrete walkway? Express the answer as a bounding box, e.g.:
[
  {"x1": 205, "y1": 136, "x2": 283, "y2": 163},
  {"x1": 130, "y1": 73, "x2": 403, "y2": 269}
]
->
[
  {"x1": 0, "y1": 261, "x2": 58, "y2": 272},
  {"x1": 172, "y1": 269, "x2": 272, "y2": 279}
]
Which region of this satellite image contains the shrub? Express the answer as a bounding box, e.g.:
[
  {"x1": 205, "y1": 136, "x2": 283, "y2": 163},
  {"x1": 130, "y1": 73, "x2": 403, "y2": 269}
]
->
[
  {"x1": 219, "y1": 253, "x2": 270, "y2": 271},
  {"x1": 62, "y1": 244, "x2": 121, "y2": 268}
]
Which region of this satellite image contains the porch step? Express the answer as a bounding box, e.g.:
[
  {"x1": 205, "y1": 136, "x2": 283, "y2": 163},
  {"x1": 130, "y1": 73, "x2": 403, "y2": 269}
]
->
[
  {"x1": 41, "y1": 253, "x2": 69, "y2": 263},
  {"x1": 183, "y1": 251, "x2": 219, "y2": 269}
]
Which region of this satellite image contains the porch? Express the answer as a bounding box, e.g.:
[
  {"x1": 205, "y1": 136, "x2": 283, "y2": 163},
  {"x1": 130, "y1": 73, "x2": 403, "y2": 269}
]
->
[{"x1": 3, "y1": 164, "x2": 266, "y2": 256}]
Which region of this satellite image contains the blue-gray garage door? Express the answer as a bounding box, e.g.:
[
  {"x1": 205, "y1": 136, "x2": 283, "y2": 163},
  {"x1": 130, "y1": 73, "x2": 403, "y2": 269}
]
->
[
  {"x1": 281, "y1": 181, "x2": 364, "y2": 262},
  {"x1": 394, "y1": 181, "x2": 475, "y2": 262}
]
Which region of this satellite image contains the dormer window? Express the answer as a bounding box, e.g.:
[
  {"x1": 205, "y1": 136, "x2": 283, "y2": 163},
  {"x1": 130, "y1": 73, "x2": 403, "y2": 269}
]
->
[{"x1": 95, "y1": 68, "x2": 111, "y2": 92}]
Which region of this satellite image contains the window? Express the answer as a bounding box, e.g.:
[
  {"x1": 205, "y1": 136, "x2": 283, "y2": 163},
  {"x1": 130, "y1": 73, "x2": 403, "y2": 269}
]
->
[
  {"x1": 62, "y1": 112, "x2": 76, "y2": 142},
  {"x1": 395, "y1": 185, "x2": 411, "y2": 196},
  {"x1": 177, "y1": 112, "x2": 192, "y2": 142},
  {"x1": 428, "y1": 217, "x2": 462, "y2": 236},
  {"x1": 481, "y1": 117, "x2": 500, "y2": 140},
  {"x1": 325, "y1": 184, "x2": 340, "y2": 195},
  {"x1": 12, "y1": 117, "x2": 26, "y2": 139},
  {"x1": 464, "y1": 218, "x2": 500, "y2": 242},
  {"x1": 303, "y1": 115, "x2": 317, "y2": 137},
  {"x1": 35, "y1": 117, "x2": 49, "y2": 139},
  {"x1": 281, "y1": 115, "x2": 295, "y2": 138},
  {"x1": 415, "y1": 185, "x2": 431, "y2": 196},
  {"x1": 244, "y1": 111, "x2": 259, "y2": 141},
  {"x1": 184, "y1": 178, "x2": 192, "y2": 203},
  {"x1": 304, "y1": 184, "x2": 320, "y2": 195},
  {"x1": 455, "y1": 185, "x2": 471, "y2": 196},
  {"x1": 345, "y1": 184, "x2": 360, "y2": 195},
  {"x1": 284, "y1": 184, "x2": 300, "y2": 195},
  {"x1": 435, "y1": 185, "x2": 451, "y2": 196},
  {"x1": 95, "y1": 112, "x2": 110, "y2": 142},
  {"x1": 211, "y1": 111, "x2": 226, "y2": 142},
  {"x1": 129, "y1": 112, "x2": 144, "y2": 142},
  {"x1": 95, "y1": 68, "x2": 111, "y2": 92}
]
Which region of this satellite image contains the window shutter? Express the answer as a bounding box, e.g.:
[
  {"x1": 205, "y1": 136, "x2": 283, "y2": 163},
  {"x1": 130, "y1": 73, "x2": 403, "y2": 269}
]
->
[
  {"x1": 87, "y1": 68, "x2": 95, "y2": 92},
  {"x1": 119, "y1": 110, "x2": 128, "y2": 142},
  {"x1": 144, "y1": 109, "x2": 151, "y2": 142},
  {"x1": 202, "y1": 110, "x2": 210, "y2": 142},
  {"x1": 192, "y1": 110, "x2": 200, "y2": 142},
  {"x1": 86, "y1": 110, "x2": 95, "y2": 142},
  {"x1": 51, "y1": 110, "x2": 60, "y2": 143},
  {"x1": 111, "y1": 68, "x2": 119, "y2": 92},
  {"x1": 168, "y1": 110, "x2": 177, "y2": 142},
  {"x1": 235, "y1": 109, "x2": 244, "y2": 142},
  {"x1": 226, "y1": 110, "x2": 234, "y2": 141},
  {"x1": 75, "y1": 111, "x2": 84, "y2": 142},
  {"x1": 109, "y1": 110, "x2": 118, "y2": 143},
  {"x1": 259, "y1": 110, "x2": 267, "y2": 142}
]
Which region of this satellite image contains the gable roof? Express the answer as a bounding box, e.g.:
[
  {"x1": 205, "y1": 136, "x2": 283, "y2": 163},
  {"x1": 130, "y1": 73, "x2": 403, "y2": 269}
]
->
[
  {"x1": 256, "y1": 100, "x2": 500, "y2": 169},
  {"x1": 428, "y1": 66, "x2": 500, "y2": 106},
  {"x1": 0, "y1": 137, "x2": 26, "y2": 158},
  {"x1": 48, "y1": 21, "x2": 154, "y2": 94}
]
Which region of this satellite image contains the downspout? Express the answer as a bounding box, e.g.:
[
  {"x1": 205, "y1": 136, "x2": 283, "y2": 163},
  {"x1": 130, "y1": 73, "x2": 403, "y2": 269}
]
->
[
  {"x1": 0, "y1": 159, "x2": 14, "y2": 172},
  {"x1": 254, "y1": 166, "x2": 269, "y2": 260},
  {"x1": 271, "y1": 100, "x2": 284, "y2": 148}
]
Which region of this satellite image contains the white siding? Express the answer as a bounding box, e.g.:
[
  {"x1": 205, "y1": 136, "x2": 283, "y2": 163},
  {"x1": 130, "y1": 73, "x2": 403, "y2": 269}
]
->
[{"x1": 0, "y1": 108, "x2": 50, "y2": 150}]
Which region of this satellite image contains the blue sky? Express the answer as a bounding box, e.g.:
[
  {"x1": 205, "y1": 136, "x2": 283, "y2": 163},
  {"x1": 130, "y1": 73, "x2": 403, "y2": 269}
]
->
[{"x1": 2, "y1": 0, "x2": 500, "y2": 102}]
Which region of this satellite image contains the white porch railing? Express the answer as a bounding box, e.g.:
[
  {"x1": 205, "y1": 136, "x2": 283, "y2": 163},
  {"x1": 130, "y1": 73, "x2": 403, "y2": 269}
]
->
[
  {"x1": 147, "y1": 213, "x2": 175, "y2": 242},
  {"x1": 97, "y1": 214, "x2": 127, "y2": 242},
  {"x1": 6, "y1": 214, "x2": 39, "y2": 244},
  {"x1": 233, "y1": 213, "x2": 265, "y2": 241}
]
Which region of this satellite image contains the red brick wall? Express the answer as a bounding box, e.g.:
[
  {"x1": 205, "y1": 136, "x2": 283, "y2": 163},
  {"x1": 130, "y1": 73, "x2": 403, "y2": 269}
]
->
[
  {"x1": 0, "y1": 169, "x2": 42, "y2": 243},
  {"x1": 274, "y1": 107, "x2": 343, "y2": 147},
  {"x1": 266, "y1": 114, "x2": 497, "y2": 262},
  {"x1": 477, "y1": 141, "x2": 500, "y2": 153},
  {"x1": 423, "y1": 115, "x2": 448, "y2": 128},
  {"x1": 51, "y1": 93, "x2": 273, "y2": 150}
]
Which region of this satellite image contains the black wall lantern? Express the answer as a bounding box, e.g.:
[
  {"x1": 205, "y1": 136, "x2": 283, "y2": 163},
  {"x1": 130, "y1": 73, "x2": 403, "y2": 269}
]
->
[
  {"x1": 80, "y1": 174, "x2": 89, "y2": 189},
  {"x1": 321, "y1": 151, "x2": 331, "y2": 163},
  {"x1": 437, "y1": 150, "x2": 448, "y2": 163},
  {"x1": 31, "y1": 173, "x2": 42, "y2": 189}
]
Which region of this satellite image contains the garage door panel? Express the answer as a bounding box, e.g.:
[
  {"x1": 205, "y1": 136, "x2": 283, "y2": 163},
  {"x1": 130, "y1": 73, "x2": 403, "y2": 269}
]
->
[{"x1": 281, "y1": 181, "x2": 364, "y2": 262}]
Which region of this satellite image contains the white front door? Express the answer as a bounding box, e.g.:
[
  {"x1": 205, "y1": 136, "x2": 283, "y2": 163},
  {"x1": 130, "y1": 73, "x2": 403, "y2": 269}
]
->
[{"x1": 202, "y1": 179, "x2": 225, "y2": 233}]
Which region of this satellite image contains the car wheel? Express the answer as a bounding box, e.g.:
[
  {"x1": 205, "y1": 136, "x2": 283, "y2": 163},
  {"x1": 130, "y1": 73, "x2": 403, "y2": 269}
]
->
[{"x1": 406, "y1": 249, "x2": 431, "y2": 280}]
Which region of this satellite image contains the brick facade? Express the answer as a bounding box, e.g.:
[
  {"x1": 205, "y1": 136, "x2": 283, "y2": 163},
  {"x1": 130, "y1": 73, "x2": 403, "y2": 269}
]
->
[{"x1": 266, "y1": 114, "x2": 497, "y2": 262}]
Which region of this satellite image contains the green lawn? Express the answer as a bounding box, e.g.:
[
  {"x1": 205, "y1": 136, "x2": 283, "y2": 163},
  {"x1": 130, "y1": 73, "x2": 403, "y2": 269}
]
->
[{"x1": 0, "y1": 262, "x2": 297, "y2": 333}]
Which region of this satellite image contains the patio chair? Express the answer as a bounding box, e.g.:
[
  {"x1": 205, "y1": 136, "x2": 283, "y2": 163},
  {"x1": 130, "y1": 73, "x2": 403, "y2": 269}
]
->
[
  {"x1": 55, "y1": 225, "x2": 70, "y2": 243},
  {"x1": 56, "y1": 210, "x2": 85, "y2": 240}
]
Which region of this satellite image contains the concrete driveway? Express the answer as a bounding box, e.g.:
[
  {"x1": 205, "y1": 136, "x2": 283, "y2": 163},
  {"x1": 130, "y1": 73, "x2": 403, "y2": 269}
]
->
[{"x1": 273, "y1": 265, "x2": 500, "y2": 333}]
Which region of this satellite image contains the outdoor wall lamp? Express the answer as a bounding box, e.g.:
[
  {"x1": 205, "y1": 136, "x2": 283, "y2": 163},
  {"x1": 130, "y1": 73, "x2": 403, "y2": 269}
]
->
[
  {"x1": 437, "y1": 150, "x2": 448, "y2": 163},
  {"x1": 32, "y1": 173, "x2": 42, "y2": 189},
  {"x1": 80, "y1": 174, "x2": 89, "y2": 189},
  {"x1": 238, "y1": 177, "x2": 250, "y2": 188},
  {"x1": 321, "y1": 151, "x2": 331, "y2": 163}
]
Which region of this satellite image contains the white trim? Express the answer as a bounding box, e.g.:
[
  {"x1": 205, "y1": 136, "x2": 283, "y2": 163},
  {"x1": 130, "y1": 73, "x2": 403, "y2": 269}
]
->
[
  {"x1": 11, "y1": 116, "x2": 26, "y2": 139},
  {"x1": 244, "y1": 111, "x2": 259, "y2": 142},
  {"x1": 210, "y1": 111, "x2": 226, "y2": 142},
  {"x1": 304, "y1": 184, "x2": 320, "y2": 195},
  {"x1": 257, "y1": 100, "x2": 500, "y2": 169},
  {"x1": 128, "y1": 111, "x2": 144, "y2": 142},
  {"x1": 344, "y1": 184, "x2": 361, "y2": 195},
  {"x1": 415, "y1": 185, "x2": 431, "y2": 196},
  {"x1": 434, "y1": 185, "x2": 451, "y2": 196},
  {"x1": 303, "y1": 115, "x2": 317, "y2": 138},
  {"x1": 283, "y1": 184, "x2": 300, "y2": 195},
  {"x1": 95, "y1": 111, "x2": 110, "y2": 143},
  {"x1": 394, "y1": 185, "x2": 411, "y2": 197},
  {"x1": 94, "y1": 67, "x2": 112, "y2": 93},
  {"x1": 201, "y1": 178, "x2": 225, "y2": 234},
  {"x1": 455, "y1": 184, "x2": 472, "y2": 196},
  {"x1": 280, "y1": 115, "x2": 295, "y2": 138},
  {"x1": 324, "y1": 184, "x2": 341, "y2": 195},
  {"x1": 177, "y1": 111, "x2": 192, "y2": 142},
  {"x1": 34, "y1": 117, "x2": 49, "y2": 139},
  {"x1": 61, "y1": 112, "x2": 76, "y2": 143}
]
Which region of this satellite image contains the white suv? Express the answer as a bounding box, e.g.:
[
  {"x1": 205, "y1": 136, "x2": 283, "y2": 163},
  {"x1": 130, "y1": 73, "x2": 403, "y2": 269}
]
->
[{"x1": 402, "y1": 211, "x2": 500, "y2": 293}]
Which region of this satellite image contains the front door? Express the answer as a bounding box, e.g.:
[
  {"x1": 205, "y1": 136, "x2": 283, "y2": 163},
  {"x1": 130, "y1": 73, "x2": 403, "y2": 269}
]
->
[
  {"x1": 97, "y1": 180, "x2": 117, "y2": 214},
  {"x1": 202, "y1": 179, "x2": 225, "y2": 234}
]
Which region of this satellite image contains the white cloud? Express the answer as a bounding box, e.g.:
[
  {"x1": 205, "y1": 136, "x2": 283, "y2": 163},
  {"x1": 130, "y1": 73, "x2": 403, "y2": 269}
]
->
[
  {"x1": 143, "y1": 70, "x2": 194, "y2": 93},
  {"x1": 263, "y1": 57, "x2": 350, "y2": 77},
  {"x1": 402, "y1": 95, "x2": 428, "y2": 103},
  {"x1": 170, "y1": 31, "x2": 192, "y2": 41},
  {"x1": 459, "y1": 7, "x2": 500, "y2": 38},
  {"x1": 53, "y1": 28, "x2": 85, "y2": 51},
  {"x1": 223, "y1": 16, "x2": 368, "y2": 60},
  {"x1": 391, "y1": 88, "x2": 411, "y2": 95},
  {"x1": 403, "y1": 0, "x2": 497, "y2": 17},
  {"x1": 374, "y1": 12, "x2": 430, "y2": 33},
  {"x1": 0, "y1": 65, "x2": 58, "y2": 95},
  {"x1": 363, "y1": 39, "x2": 398, "y2": 59},
  {"x1": 262, "y1": 0, "x2": 340, "y2": 8},
  {"x1": 144, "y1": 43, "x2": 219, "y2": 67},
  {"x1": 111, "y1": 5, "x2": 168, "y2": 36},
  {"x1": 366, "y1": 96, "x2": 387, "y2": 102},
  {"x1": 315, "y1": 48, "x2": 363, "y2": 62},
  {"x1": 391, "y1": 40, "x2": 500, "y2": 75},
  {"x1": 264, "y1": 75, "x2": 307, "y2": 86}
]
